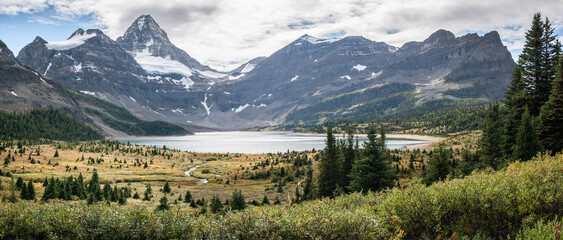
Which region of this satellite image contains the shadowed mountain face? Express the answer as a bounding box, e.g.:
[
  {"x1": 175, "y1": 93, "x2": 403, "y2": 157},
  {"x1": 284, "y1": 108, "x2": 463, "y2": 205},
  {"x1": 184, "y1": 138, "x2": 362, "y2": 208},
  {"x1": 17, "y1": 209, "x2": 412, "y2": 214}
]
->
[
  {"x1": 17, "y1": 14, "x2": 515, "y2": 130},
  {"x1": 0, "y1": 39, "x2": 85, "y2": 120}
]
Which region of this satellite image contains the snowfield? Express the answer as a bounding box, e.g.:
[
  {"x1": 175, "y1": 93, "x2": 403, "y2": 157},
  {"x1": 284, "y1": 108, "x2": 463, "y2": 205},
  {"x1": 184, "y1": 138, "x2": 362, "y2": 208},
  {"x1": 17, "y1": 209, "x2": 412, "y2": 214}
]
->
[{"x1": 46, "y1": 31, "x2": 97, "y2": 50}]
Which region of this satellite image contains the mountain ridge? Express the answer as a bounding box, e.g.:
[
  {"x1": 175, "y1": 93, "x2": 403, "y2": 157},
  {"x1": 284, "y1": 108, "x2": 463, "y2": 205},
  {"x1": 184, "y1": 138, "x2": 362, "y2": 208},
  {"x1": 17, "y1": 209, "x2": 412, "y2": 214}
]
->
[{"x1": 15, "y1": 15, "x2": 515, "y2": 131}]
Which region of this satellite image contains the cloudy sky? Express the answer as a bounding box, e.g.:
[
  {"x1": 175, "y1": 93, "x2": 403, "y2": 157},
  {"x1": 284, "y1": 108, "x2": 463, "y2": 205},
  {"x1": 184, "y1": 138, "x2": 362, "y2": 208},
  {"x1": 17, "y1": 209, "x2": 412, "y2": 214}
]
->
[{"x1": 1, "y1": 0, "x2": 563, "y2": 71}]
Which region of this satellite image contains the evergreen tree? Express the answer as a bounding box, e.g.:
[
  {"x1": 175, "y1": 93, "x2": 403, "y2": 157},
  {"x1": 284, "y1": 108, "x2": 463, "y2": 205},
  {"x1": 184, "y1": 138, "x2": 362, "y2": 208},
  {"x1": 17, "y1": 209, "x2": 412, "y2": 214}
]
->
[
  {"x1": 502, "y1": 67, "x2": 527, "y2": 159},
  {"x1": 348, "y1": 125, "x2": 396, "y2": 193},
  {"x1": 478, "y1": 104, "x2": 504, "y2": 169},
  {"x1": 519, "y1": 13, "x2": 559, "y2": 115},
  {"x1": 183, "y1": 191, "x2": 192, "y2": 203},
  {"x1": 513, "y1": 107, "x2": 543, "y2": 161},
  {"x1": 19, "y1": 181, "x2": 28, "y2": 200},
  {"x1": 86, "y1": 193, "x2": 94, "y2": 205},
  {"x1": 422, "y1": 144, "x2": 452, "y2": 185},
  {"x1": 162, "y1": 181, "x2": 171, "y2": 194},
  {"x1": 317, "y1": 127, "x2": 342, "y2": 198},
  {"x1": 156, "y1": 196, "x2": 169, "y2": 211},
  {"x1": 9, "y1": 179, "x2": 17, "y2": 203},
  {"x1": 53, "y1": 150, "x2": 59, "y2": 157},
  {"x1": 262, "y1": 195, "x2": 270, "y2": 205},
  {"x1": 15, "y1": 177, "x2": 24, "y2": 190},
  {"x1": 302, "y1": 167, "x2": 315, "y2": 200},
  {"x1": 539, "y1": 58, "x2": 563, "y2": 154},
  {"x1": 209, "y1": 196, "x2": 223, "y2": 213},
  {"x1": 88, "y1": 169, "x2": 101, "y2": 201},
  {"x1": 26, "y1": 180, "x2": 35, "y2": 200},
  {"x1": 341, "y1": 128, "x2": 357, "y2": 189},
  {"x1": 230, "y1": 190, "x2": 247, "y2": 211},
  {"x1": 143, "y1": 184, "x2": 152, "y2": 201}
]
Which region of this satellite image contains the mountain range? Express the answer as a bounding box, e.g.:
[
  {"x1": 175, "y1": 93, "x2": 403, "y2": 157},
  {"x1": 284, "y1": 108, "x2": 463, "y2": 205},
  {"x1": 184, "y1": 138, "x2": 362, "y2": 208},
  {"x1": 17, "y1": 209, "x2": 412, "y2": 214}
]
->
[{"x1": 6, "y1": 14, "x2": 515, "y2": 135}]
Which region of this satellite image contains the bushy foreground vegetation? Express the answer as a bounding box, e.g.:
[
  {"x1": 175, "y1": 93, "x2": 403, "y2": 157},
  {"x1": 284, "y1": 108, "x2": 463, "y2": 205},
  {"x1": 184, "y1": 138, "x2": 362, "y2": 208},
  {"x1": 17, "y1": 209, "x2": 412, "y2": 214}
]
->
[{"x1": 1, "y1": 153, "x2": 562, "y2": 239}]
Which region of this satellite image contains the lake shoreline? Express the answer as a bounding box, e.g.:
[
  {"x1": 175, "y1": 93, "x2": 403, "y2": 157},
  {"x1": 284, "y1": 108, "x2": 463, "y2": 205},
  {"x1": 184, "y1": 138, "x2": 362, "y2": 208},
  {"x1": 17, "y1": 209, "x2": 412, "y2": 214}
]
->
[{"x1": 114, "y1": 131, "x2": 441, "y2": 153}]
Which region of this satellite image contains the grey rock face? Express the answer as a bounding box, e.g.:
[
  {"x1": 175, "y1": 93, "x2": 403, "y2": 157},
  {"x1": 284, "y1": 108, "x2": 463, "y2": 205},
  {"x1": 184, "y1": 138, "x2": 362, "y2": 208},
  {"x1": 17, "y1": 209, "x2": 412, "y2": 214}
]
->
[
  {"x1": 0, "y1": 39, "x2": 84, "y2": 119},
  {"x1": 16, "y1": 15, "x2": 515, "y2": 130}
]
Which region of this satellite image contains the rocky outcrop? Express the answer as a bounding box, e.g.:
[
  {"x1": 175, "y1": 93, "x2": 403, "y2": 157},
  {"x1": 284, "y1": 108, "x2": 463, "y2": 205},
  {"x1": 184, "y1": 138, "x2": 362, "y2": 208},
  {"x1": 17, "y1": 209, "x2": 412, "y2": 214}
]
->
[{"x1": 0, "y1": 39, "x2": 85, "y2": 120}]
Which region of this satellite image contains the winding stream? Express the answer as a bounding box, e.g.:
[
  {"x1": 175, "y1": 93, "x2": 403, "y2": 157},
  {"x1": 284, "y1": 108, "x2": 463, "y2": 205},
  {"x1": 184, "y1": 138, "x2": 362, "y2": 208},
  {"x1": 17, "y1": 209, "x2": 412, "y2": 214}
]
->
[{"x1": 185, "y1": 161, "x2": 208, "y2": 184}]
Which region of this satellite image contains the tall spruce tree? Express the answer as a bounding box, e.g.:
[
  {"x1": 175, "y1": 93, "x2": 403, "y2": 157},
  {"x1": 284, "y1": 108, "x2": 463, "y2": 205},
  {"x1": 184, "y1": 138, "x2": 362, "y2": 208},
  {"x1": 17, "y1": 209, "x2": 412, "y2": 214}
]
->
[
  {"x1": 519, "y1": 13, "x2": 559, "y2": 115},
  {"x1": 478, "y1": 104, "x2": 504, "y2": 169},
  {"x1": 88, "y1": 169, "x2": 101, "y2": 201},
  {"x1": 539, "y1": 58, "x2": 563, "y2": 153},
  {"x1": 348, "y1": 125, "x2": 396, "y2": 193},
  {"x1": 27, "y1": 180, "x2": 35, "y2": 200},
  {"x1": 502, "y1": 67, "x2": 527, "y2": 159},
  {"x1": 513, "y1": 107, "x2": 543, "y2": 161},
  {"x1": 317, "y1": 127, "x2": 342, "y2": 197},
  {"x1": 341, "y1": 128, "x2": 357, "y2": 189}
]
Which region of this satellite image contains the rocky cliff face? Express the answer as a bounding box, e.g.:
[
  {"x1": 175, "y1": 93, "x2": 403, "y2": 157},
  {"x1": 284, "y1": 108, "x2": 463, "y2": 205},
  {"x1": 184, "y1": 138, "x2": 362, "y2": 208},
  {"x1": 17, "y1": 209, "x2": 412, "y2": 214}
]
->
[
  {"x1": 0, "y1": 39, "x2": 84, "y2": 119},
  {"x1": 17, "y1": 15, "x2": 515, "y2": 130}
]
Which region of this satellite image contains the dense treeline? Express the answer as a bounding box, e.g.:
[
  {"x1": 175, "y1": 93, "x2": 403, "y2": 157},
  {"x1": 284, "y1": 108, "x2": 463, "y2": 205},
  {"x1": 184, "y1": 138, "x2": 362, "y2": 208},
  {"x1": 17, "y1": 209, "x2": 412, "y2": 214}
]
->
[
  {"x1": 475, "y1": 13, "x2": 563, "y2": 170},
  {"x1": 0, "y1": 109, "x2": 103, "y2": 141},
  {"x1": 313, "y1": 125, "x2": 397, "y2": 199},
  {"x1": 1, "y1": 153, "x2": 562, "y2": 239},
  {"x1": 273, "y1": 103, "x2": 488, "y2": 136}
]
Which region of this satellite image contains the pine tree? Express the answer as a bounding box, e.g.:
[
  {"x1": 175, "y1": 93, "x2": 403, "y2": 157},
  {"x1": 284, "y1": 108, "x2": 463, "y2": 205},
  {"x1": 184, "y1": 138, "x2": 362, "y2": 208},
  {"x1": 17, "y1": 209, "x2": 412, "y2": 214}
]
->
[
  {"x1": 513, "y1": 107, "x2": 543, "y2": 161},
  {"x1": 162, "y1": 181, "x2": 171, "y2": 194},
  {"x1": 422, "y1": 143, "x2": 452, "y2": 185},
  {"x1": 519, "y1": 13, "x2": 559, "y2": 115},
  {"x1": 302, "y1": 167, "x2": 314, "y2": 200},
  {"x1": 88, "y1": 169, "x2": 101, "y2": 201},
  {"x1": 19, "y1": 181, "x2": 28, "y2": 200},
  {"x1": 183, "y1": 191, "x2": 192, "y2": 203},
  {"x1": 53, "y1": 150, "x2": 59, "y2": 157},
  {"x1": 9, "y1": 179, "x2": 17, "y2": 203},
  {"x1": 478, "y1": 104, "x2": 504, "y2": 169},
  {"x1": 317, "y1": 127, "x2": 342, "y2": 198},
  {"x1": 27, "y1": 180, "x2": 35, "y2": 200},
  {"x1": 143, "y1": 184, "x2": 152, "y2": 201},
  {"x1": 230, "y1": 190, "x2": 247, "y2": 211},
  {"x1": 348, "y1": 125, "x2": 396, "y2": 193},
  {"x1": 262, "y1": 195, "x2": 270, "y2": 205},
  {"x1": 156, "y1": 197, "x2": 170, "y2": 211},
  {"x1": 15, "y1": 177, "x2": 24, "y2": 190},
  {"x1": 209, "y1": 196, "x2": 223, "y2": 213},
  {"x1": 539, "y1": 58, "x2": 563, "y2": 153},
  {"x1": 341, "y1": 128, "x2": 357, "y2": 189},
  {"x1": 502, "y1": 67, "x2": 528, "y2": 159}
]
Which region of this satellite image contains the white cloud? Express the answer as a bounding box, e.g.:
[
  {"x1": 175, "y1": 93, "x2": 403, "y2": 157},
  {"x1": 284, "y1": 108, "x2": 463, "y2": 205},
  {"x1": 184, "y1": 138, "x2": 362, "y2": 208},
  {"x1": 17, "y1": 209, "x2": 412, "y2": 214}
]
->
[{"x1": 2, "y1": 0, "x2": 563, "y2": 70}]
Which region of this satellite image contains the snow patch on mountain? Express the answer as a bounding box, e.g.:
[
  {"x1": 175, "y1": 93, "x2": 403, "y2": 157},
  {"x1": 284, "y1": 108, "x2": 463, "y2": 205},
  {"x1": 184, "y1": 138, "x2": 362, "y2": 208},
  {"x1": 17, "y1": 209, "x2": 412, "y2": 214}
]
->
[
  {"x1": 197, "y1": 70, "x2": 227, "y2": 79},
  {"x1": 340, "y1": 75, "x2": 351, "y2": 80},
  {"x1": 46, "y1": 31, "x2": 97, "y2": 50},
  {"x1": 73, "y1": 62, "x2": 83, "y2": 72},
  {"x1": 290, "y1": 75, "x2": 299, "y2": 82},
  {"x1": 229, "y1": 73, "x2": 245, "y2": 80},
  {"x1": 240, "y1": 63, "x2": 256, "y2": 73},
  {"x1": 129, "y1": 96, "x2": 136, "y2": 102},
  {"x1": 80, "y1": 90, "x2": 96, "y2": 96},
  {"x1": 201, "y1": 93, "x2": 213, "y2": 116},
  {"x1": 234, "y1": 104, "x2": 250, "y2": 113},
  {"x1": 10, "y1": 91, "x2": 17, "y2": 96},
  {"x1": 301, "y1": 35, "x2": 339, "y2": 44},
  {"x1": 352, "y1": 64, "x2": 367, "y2": 71},
  {"x1": 133, "y1": 48, "x2": 193, "y2": 77}
]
